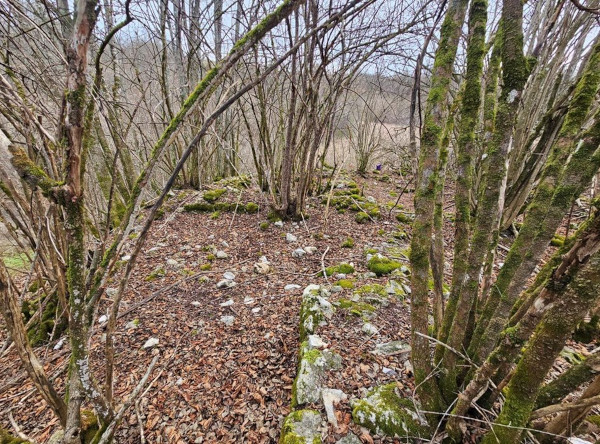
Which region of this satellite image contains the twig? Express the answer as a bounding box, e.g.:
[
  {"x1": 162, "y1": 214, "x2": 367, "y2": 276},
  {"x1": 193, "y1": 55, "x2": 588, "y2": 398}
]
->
[
  {"x1": 320, "y1": 246, "x2": 330, "y2": 283},
  {"x1": 135, "y1": 400, "x2": 146, "y2": 444},
  {"x1": 415, "y1": 331, "x2": 477, "y2": 367},
  {"x1": 9, "y1": 410, "x2": 38, "y2": 443},
  {"x1": 530, "y1": 393, "x2": 600, "y2": 420}
]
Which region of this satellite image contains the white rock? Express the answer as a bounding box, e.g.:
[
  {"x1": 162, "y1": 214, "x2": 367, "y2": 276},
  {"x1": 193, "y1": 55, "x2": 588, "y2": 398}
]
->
[
  {"x1": 222, "y1": 241, "x2": 229, "y2": 247},
  {"x1": 366, "y1": 196, "x2": 376, "y2": 203},
  {"x1": 286, "y1": 233, "x2": 298, "y2": 243},
  {"x1": 147, "y1": 247, "x2": 161, "y2": 253},
  {"x1": 216, "y1": 250, "x2": 229, "y2": 259},
  {"x1": 53, "y1": 338, "x2": 65, "y2": 350},
  {"x1": 322, "y1": 388, "x2": 348, "y2": 427},
  {"x1": 220, "y1": 299, "x2": 234, "y2": 307},
  {"x1": 362, "y1": 323, "x2": 379, "y2": 335},
  {"x1": 220, "y1": 315, "x2": 235, "y2": 326},
  {"x1": 274, "y1": 221, "x2": 284, "y2": 227},
  {"x1": 217, "y1": 279, "x2": 236, "y2": 289},
  {"x1": 244, "y1": 296, "x2": 255, "y2": 305},
  {"x1": 252, "y1": 307, "x2": 261, "y2": 313},
  {"x1": 253, "y1": 262, "x2": 271, "y2": 274},
  {"x1": 166, "y1": 258, "x2": 178, "y2": 266},
  {"x1": 105, "y1": 287, "x2": 118, "y2": 297},
  {"x1": 176, "y1": 377, "x2": 184, "y2": 386},
  {"x1": 335, "y1": 273, "x2": 347, "y2": 280},
  {"x1": 97, "y1": 315, "x2": 108, "y2": 324},
  {"x1": 308, "y1": 335, "x2": 327, "y2": 349},
  {"x1": 292, "y1": 248, "x2": 306, "y2": 258},
  {"x1": 304, "y1": 246, "x2": 318, "y2": 255},
  {"x1": 330, "y1": 286, "x2": 343, "y2": 293},
  {"x1": 382, "y1": 367, "x2": 397, "y2": 376},
  {"x1": 259, "y1": 255, "x2": 270, "y2": 263},
  {"x1": 284, "y1": 284, "x2": 301, "y2": 291},
  {"x1": 223, "y1": 271, "x2": 235, "y2": 280},
  {"x1": 121, "y1": 255, "x2": 131, "y2": 261},
  {"x1": 191, "y1": 301, "x2": 201, "y2": 307},
  {"x1": 142, "y1": 337, "x2": 159, "y2": 349}
]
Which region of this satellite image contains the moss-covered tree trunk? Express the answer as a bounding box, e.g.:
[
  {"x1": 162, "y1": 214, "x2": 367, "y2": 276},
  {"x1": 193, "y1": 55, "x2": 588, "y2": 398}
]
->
[
  {"x1": 409, "y1": 0, "x2": 468, "y2": 414},
  {"x1": 471, "y1": 40, "x2": 600, "y2": 363},
  {"x1": 435, "y1": 0, "x2": 487, "y2": 400},
  {"x1": 481, "y1": 251, "x2": 600, "y2": 444}
]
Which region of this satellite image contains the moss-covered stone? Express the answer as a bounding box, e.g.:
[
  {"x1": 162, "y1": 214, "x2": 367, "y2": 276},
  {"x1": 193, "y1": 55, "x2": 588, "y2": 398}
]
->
[
  {"x1": 292, "y1": 341, "x2": 342, "y2": 406},
  {"x1": 200, "y1": 263, "x2": 211, "y2": 271},
  {"x1": 337, "y1": 298, "x2": 376, "y2": 316},
  {"x1": 367, "y1": 256, "x2": 401, "y2": 276},
  {"x1": 341, "y1": 237, "x2": 355, "y2": 248},
  {"x1": 184, "y1": 202, "x2": 214, "y2": 212},
  {"x1": 355, "y1": 212, "x2": 369, "y2": 224},
  {"x1": 352, "y1": 384, "x2": 429, "y2": 438},
  {"x1": 395, "y1": 212, "x2": 413, "y2": 224},
  {"x1": 336, "y1": 279, "x2": 354, "y2": 289},
  {"x1": 203, "y1": 188, "x2": 227, "y2": 202},
  {"x1": 280, "y1": 410, "x2": 322, "y2": 444},
  {"x1": 320, "y1": 263, "x2": 355, "y2": 277},
  {"x1": 299, "y1": 285, "x2": 334, "y2": 341},
  {"x1": 245, "y1": 202, "x2": 259, "y2": 213},
  {"x1": 259, "y1": 221, "x2": 270, "y2": 230}
]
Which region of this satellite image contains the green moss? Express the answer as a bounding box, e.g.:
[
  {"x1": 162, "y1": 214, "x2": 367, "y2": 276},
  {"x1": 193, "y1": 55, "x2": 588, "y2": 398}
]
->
[
  {"x1": 338, "y1": 298, "x2": 376, "y2": 315},
  {"x1": 209, "y1": 211, "x2": 220, "y2": 220},
  {"x1": 245, "y1": 202, "x2": 259, "y2": 213},
  {"x1": 389, "y1": 191, "x2": 398, "y2": 197},
  {"x1": 145, "y1": 266, "x2": 165, "y2": 281},
  {"x1": 364, "y1": 248, "x2": 378, "y2": 255},
  {"x1": 587, "y1": 415, "x2": 600, "y2": 427},
  {"x1": 320, "y1": 263, "x2": 355, "y2": 277},
  {"x1": 367, "y1": 256, "x2": 401, "y2": 276},
  {"x1": 355, "y1": 283, "x2": 387, "y2": 299},
  {"x1": 395, "y1": 212, "x2": 412, "y2": 224},
  {"x1": 355, "y1": 212, "x2": 369, "y2": 224},
  {"x1": 217, "y1": 175, "x2": 251, "y2": 189},
  {"x1": 0, "y1": 427, "x2": 28, "y2": 443},
  {"x1": 206, "y1": 254, "x2": 216, "y2": 261},
  {"x1": 352, "y1": 384, "x2": 429, "y2": 438},
  {"x1": 203, "y1": 188, "x2": 227, "y2": 202},
  {"x1": 341, "y1": 237, "x2": 355, "y2": 248},
  {"x1": 2, "y1": 252, "x2": 30, "y2": 271},
  {"x1": 259, "y1": 221, "x2": 270, "y2": 230},
  {"x1": 22, "y1": 291, "x2": 67, "y2": 346},
  {"x1": 392, "y1": 230, "x2": 408, "y2": 240},
  {"x1": 200, "y1": 263, "x2": 211, "y2": 271},
  {"x1": 184, "y1": 202, "x2": 214, "y2": 212},
  {"x1": 550, "y1": 234, "x2": 565, "y2": 247},
  {"x1": 336, "y1": 279, "x2": 354, "y2": 289}
]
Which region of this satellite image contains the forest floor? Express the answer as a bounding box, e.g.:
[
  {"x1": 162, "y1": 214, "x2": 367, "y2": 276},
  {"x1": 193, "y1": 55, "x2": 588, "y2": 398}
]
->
[{"x1": 0, "y1": 169, "x2": 596, "y2": 443}]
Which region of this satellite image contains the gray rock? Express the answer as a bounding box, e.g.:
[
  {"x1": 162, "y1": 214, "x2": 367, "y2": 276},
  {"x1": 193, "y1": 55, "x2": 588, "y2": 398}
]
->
[
  {"x1": 243, "y1": 296, "x2": 255, "y2": 305},
  {"x1": 166, "y1": 258, "x2": 178, "y2": 266},
  {"x1": 366, "y1": 196, "x2": 376, "y2": 203},
  {"x1": 219, "y1": 299, "x2": 234, "y2": 307},
  {"x1": 373, "y1": 341, "x2": 411, "y2": 356},
  {"x1": 330, "y1": 286, "x2": 343, "y2": 293},
  {"x1": 284, "y1": 284, "x2": 301, "y2": 291},
  {"x1": 322, "y1": 388, "x2": 348, "y2": 427},
  {"x1": 294, "y1": 344, "x2": 341, "y2": 405},
  {"x1": 362, "y1": 323, "x2": 379, "y2": 335},
  {"x1": 259, "y1": 255, "x2": 270, "y2": 263},
  {"x1": 220, "y1": 315, "x2": 235, "y2": 326},
  {"x1": 336, "y1": 432, "x2": 362, "y2": 444},
  {"x1": 142, "y1": 337, "x2": 159, "y2": 349},
  {"x1": 274, "y1": 221, "x2": 284, "y2": 227},
  {"x1": 335, "y1": 273, "x2": 347, "y2": 280},
  {"x1": 223, "y1": 271, "x2": 236, "y2": 280},
  {"x1": 385, "y1": 280, "x2": 405, "y2": 296},
  {"x1": 251, "y1": 307, "x2": 261, "y2": 313},
  {"x1": 191, "y1": 301, "x2": 202, "y2": 307},
  {"x1": 286, "y1": 233, "x2": 298, "y2": 243},
  {"x1": 280, "y1": 410, "x2": 322, "y2": 443},
  {"x1": 307, "y1": 335, "x2": 327, "y2": 349},
  {"x1": 217, "y1": 279, "x2": 236, "y2": 289},
  {"x1": 253, "y1": 262, "x2": 271, "y2": 274},
  {"x1": 292, "y1": 248, "x2": 306, "y2": 258},
  {"x1": 364, "y1": 272, "x2": 377, "y2": 279},
  {"x1": 304, "y1": 246, "x2": 318, "y2": 255},
  {"x1": 216, "y1": 250, "x2": 229, "y2": 259}
]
